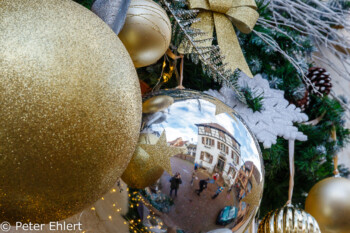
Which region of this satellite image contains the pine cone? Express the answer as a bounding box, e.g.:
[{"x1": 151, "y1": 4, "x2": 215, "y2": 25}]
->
[
  {"x1": 307, "y1": 67, "x2": 332, "y2": 96},
  {"x1": 296, "y1": 90, "x2": 310, "y2": 111}
]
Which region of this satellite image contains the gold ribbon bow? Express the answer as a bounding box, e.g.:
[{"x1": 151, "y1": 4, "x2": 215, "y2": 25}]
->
[{"x1": 179, "y1": 0, "x2": 259, "y2": 77}]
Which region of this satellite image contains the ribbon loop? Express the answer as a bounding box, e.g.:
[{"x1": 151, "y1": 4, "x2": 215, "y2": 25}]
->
[
  {"x1": 209, "y1": 0, "x2": 232, "y2": 13},
  {"x1": 227, "y1": 7, "x2": 259, "y2": 33},
  {"x1": 178, "y1": 0, "x2": 259, "y2": 77},
  {"x1": 231, "y1": 0, "x2": 258, "y2": 9},
  {"x1": 188, "y1": 0, "x2": 210, "y2": 10}
]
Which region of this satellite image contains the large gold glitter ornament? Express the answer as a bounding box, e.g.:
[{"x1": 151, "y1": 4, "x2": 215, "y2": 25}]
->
[
  {"x1": 305, "y1": 177, "x2": 350, "y2": 233},
  {"x1": 122, "y1": 132, "x2": 184, "y2": 189},
  {"x1": 124, "y1": 89, "x2": 264, "y2": 233},
  {"x1": 0, "y1": 0, "x2": 141, "y2": 224},
  {"x1": 258, "y1": 205, "x2": 321, "y2": 233},
  {"x1": 119, "y1": 0, "x2": 172, "y2": 68}
]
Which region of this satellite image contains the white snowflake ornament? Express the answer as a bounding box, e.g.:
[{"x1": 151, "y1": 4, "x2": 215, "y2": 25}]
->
[{"x1": 205, "y1": 73, "x2": 308, "y2": 148}]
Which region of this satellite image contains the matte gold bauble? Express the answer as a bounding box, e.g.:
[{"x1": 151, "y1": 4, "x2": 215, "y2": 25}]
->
[
  {"x1": 119, "y1": 0, "x2": 172, "y2": 68},
  {"x1": 305, "y1": 177, "x2": 350, "y2": 233},
  {"x1": 258, "y1": 205, "x2": 320, "y2": 233},
  {"x1": 0, "y1": 0, "x2": 141, "y2": 224}
]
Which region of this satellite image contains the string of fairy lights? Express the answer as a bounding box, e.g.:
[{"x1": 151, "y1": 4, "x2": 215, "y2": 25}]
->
[{"x1": 84, "y1": 182, "x2": 165, "y2": 233}]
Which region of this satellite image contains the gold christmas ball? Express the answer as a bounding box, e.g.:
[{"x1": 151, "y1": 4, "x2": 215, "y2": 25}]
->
[
  {"x1": 123, "y1": 90, "x2": 264, "y2": 233},
  {"x1": 0, "y1": 0, "x2": 141, "y2": 224},
  {"x1": 119, "y1": 0, "x2": 172, "y2": 68},
  {"x1": 305, "y1": 177, "x2": 350, "y2": 233},
  {"x1": 258, "y1": 205, "x2": 321, "y2": 233},
  {"x1": 142, "y1": 95, "x2": 174, "y2": 114}
]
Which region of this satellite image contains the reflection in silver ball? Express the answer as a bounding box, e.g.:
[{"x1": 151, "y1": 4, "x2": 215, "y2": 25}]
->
[{"x1": 134, "y1": 90, "x2": 264, "y2": 233}]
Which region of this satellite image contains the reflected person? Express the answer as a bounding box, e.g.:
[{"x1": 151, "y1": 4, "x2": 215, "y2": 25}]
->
[
  {"x1": 169, "y1": 172, "x2": 182, "y2": 197},
  {"x1": 195, "y1": 178, "x2": 209, "y2": 196},
  {"x1": 212, "y1": 186, "x2": 224, "y2": 199},
  {"x1": 190, "y1": 171, "x2": 196, "y2": 186}
]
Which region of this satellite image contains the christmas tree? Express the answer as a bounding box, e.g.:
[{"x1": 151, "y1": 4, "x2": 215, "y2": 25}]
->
[{"x1": 74, "y1": 0, "x2": 350, "y2": 229}]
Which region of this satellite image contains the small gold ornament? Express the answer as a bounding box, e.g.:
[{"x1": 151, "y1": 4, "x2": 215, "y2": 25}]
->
[
  {"x1": 119, "y1": 0, "x2": 172, "y2": 68},
  {"x1": 0, "y1": 0, "x2": 141, "y2": 223},
  {"x1": 258, "y1": 205, "x2": 321, "y2": 233},
  {"x1": 305, "y1": 177, "x2": 350, "y2": 233},
  {"x1": 142, "y1": 95, "x2": 174, "y2": 114},
  {"x1": 122, "y1": 132, "x2": 184, "y2": 189}
]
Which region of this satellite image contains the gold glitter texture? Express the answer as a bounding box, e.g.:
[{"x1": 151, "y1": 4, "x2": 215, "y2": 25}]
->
[
  {"x1": 119, "y1": 0, "x2": 172, "y2": 68},
  {"x1": 178, "y1": 0, "x2": 259, "y2": 77},
  {"x1": 140, "y1": 131, "x2": 185, "y2": 175},
  {"x1": 0, "y1": 0, "x2": 141, "y2": 224},
  {"x1": 122, "y1": 132, "x2": 185, "y2": 189},
  {"x1": 204, "y1": 96, "x2": 238, "y2": 122}
]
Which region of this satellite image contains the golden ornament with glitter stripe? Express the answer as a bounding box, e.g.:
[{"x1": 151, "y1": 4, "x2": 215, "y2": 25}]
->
[
  {"x1": 178, "y1": 0, "x2": 259, "y2": 77},
  {"x1": 119, "y1": 0, "x2": 172, "y2": 68}
]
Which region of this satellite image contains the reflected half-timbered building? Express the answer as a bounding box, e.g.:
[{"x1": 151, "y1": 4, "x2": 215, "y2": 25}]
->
[{"x1": 194, "y1": 123, "x2": 241, "y2": 183}]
